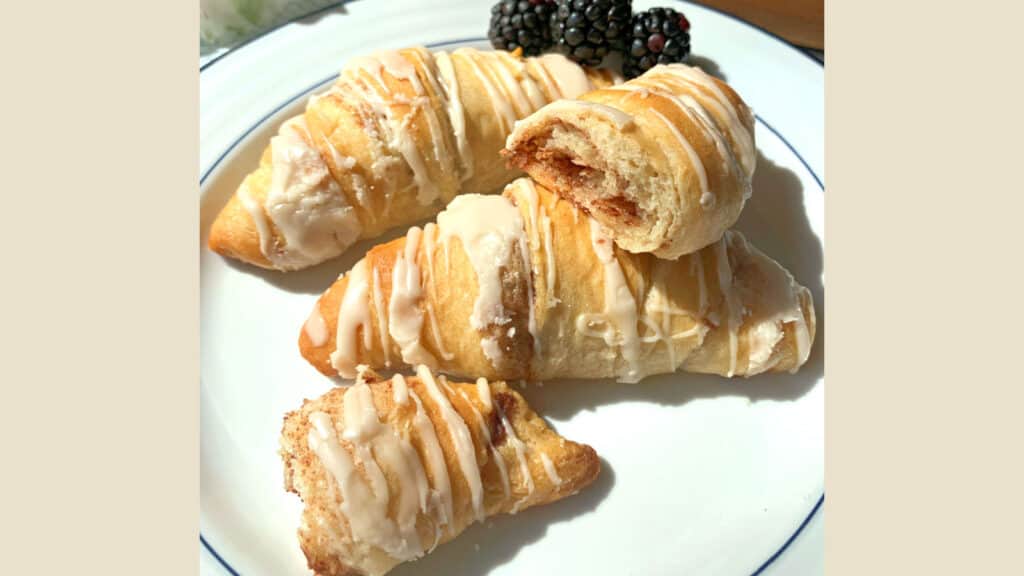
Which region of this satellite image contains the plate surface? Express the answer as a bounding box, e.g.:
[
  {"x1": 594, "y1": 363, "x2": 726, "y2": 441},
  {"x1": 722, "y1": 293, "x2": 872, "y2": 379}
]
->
[{"x1": 200, "y1": 1, "x2": 824, "y2": 574}]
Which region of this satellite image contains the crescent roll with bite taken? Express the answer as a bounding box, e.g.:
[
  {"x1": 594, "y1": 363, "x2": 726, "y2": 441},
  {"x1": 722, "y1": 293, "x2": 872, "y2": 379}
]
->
[
  {"x1": 503, "y1": 63, "x2": 755, "y2": 259},
  {"x1": 280, "y1": 366, "x2": 600, "y2": 576},
  {"x1": 208, "y1": 46, "x2": 618, "y2": 271},
  {"x1": 299, "y1": 178, "x2": 815, "y2": 383}
]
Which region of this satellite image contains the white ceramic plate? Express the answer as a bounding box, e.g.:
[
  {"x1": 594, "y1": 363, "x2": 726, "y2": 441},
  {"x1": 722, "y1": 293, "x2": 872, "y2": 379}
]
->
[{"x1": 200, "y1": 1, "x2": 824, "y2": 574}]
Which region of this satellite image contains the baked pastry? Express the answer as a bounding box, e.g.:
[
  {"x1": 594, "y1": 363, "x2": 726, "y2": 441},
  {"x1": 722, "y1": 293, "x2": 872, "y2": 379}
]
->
[
  {"x1": 299, "y1": 178, "x2": 815, "y2": 383},
  {"x1": 503, "y1": 63, "x2": 756, "y2": 259},
  {"x1": 207, "y1": 46, "x2": 618, "y2": 271},
  {"x1": 280, "y1": 366, "x2": 600, "y2": 576}
]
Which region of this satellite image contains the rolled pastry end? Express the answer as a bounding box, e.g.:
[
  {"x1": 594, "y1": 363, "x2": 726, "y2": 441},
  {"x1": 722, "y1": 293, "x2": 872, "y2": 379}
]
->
[
  {"x1": 504, "y1": 101, "x2": 693, "y2": 259},
  {"x1": 207, "y1": 193, "x2": 276, "y2": 270}
]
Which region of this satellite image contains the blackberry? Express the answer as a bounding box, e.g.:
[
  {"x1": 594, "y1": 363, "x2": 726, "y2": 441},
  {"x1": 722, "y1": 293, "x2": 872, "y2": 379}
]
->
[
  {"x1": 623, "y1": 7, "x2": 691, "y2": 78},
  {"x1": 550, "y1": 0, "x2": 632, "y2": 67},
  {"x1": 489, "y1": 0, "x2": 556, "y2": 56}
]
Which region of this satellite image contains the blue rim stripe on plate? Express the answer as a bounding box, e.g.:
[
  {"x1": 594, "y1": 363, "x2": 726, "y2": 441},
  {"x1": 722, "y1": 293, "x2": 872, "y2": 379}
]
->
[
  {"x1": 198, "y1": 0, "x2": 824, "y2": 75},
  {"x1": 201, "y1": 534, "x2": 241, "y2": 576},
  {"x1": 199, "y1": 36, "x2": 824, "y2": 576},
  {"x1": 750, "y1": 494, "x2": 824, "y2": 576}
]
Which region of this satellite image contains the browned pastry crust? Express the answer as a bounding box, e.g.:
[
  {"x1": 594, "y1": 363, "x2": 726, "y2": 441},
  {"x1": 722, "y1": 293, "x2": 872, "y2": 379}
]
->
[
  {"x1": 208, "y1": 46, "x2": 617, "y2": 271},
  {"x1": 280, "y1": 369, "x2": 599, "y2": 575},
  {"x1": 299, "y1": 179, "x2": 815, "y2": 383},
  {"x1": 503, "y1": 63, "x2": 756, "y2": 259}
]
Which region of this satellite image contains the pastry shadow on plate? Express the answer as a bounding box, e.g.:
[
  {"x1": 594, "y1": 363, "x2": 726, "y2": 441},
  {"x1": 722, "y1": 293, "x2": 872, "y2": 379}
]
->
[
  {"x1": 735, "y1": 150, "x2": 824, "y2": 302},
  {"x1": 388, "y1": 457, "x2": 616, "y2": 576},
  {"x1": 687, "y1": 54, "x2": 726, "y2": 81}
]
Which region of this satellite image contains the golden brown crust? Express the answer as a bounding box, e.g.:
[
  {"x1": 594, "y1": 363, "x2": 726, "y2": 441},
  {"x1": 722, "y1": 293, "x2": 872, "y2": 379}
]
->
[
  {"x1": 280, "y1": 373, "x2": 599, "y2": 576},
  {"x1": 208, "y1": 47, "x2": 617, "y2": 272},
  {"x1": 207, "y1": 192, "x2": 273, "y2": 269},
  {"x1": 299, "y1": 180, "x2": 816, "y2": 382},
  {"x1": 504, "y1": 63, "x2": 755, "y2": 259}
]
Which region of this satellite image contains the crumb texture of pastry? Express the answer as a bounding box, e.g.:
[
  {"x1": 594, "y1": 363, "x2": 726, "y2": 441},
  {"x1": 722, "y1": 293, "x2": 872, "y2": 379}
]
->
[
  {"x1": 299, "y1": 179, "x2": 815, "y2": 383},
  {"x1": 207, "y1": 46, "x2": 618, "y2": 271},
  {"x1": 503, "y1": 63, "x2": 756, "y2": 259},
  {"x1": 280, "y1": 367, "x2": 600, "y2": 576}
]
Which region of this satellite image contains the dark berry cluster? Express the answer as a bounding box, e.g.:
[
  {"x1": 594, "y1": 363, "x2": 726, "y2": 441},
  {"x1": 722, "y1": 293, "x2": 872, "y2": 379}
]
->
[
  {"x1": 487, "y1": 0, "x2": 692, "y2": 77},
  {"x1": 549, "y1": 0, "x2": 632, "y2": 67},
  {"x1": 624, "y1": 7, "x2": 691, "y2": 78},
  {"x1": 489, "y1": 0, "x2": 556, "y2": 56}
]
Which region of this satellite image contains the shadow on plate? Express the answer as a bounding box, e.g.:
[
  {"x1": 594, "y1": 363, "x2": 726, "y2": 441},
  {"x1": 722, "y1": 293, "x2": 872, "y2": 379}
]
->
[
  {"x1": 687, "y1": 54, "x2": 726, "y2": 81},
  {"x1": 735, "y1": 149, "x2": 824, "y2": 302},
  {"x1": 389, "y1": 457, "x2": 616, "y2": 576},
  {"x1": 523, "y1": 333, "x2": 822, "y2": 421}
]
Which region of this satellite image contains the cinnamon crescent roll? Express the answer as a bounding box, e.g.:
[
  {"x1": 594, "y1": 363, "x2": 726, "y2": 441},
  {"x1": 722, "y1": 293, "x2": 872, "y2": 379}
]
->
[
  {"x1": 299, "y1": 179, "x2": 815, "y2": 383},
  {"x1": 503, "y1": 63, "x2": 755, "y2": 259},
  {"x1": 207, "y1": 46, "x2": 617, "y2": 271},
  {"x1": 280, "y1": 367, "x2": 599, "y2": 576}
]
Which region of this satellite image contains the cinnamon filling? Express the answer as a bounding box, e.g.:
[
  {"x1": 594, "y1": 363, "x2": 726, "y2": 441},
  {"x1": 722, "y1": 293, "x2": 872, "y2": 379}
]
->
[
  {"x1": 490, "y1": 392, "x2": 518, "y2": 445},
  {"x1": 508, "y1": 132, "x2": 644, "y2": 226}
]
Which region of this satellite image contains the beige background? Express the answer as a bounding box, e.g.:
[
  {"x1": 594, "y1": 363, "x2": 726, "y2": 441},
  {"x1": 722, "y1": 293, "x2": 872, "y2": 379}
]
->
[
  {"x1": 1, "y1": 1, "x2": 199, "y2": 574},
  {"x1": 826, "y1": 0, "x2": 1024, "y2": 573},
  {"x1": 2, "y1": 0, "x2": 1022, "y2": 573}
]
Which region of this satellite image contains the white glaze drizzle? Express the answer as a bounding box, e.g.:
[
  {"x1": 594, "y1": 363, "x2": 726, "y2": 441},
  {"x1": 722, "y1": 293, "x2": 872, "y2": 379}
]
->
[
  {"x1": 237, "y1": 181, "x2": 275, "y2": 257},
  {"x1": 392, "y1": 373, "x2": 409, "y2": 405},
  {"x1": 791, "y1": 292, "x2": 813, "y2": 371},
  {"x1": 406, "y1": 48, "x2": 455, "y2": 178},
  {"x1": 730, "y1": 233, "x2": 814, "y2": 374},
  {"x1": 436, "y1": 194, "x2": 528, "y2": 368},
  {"x1": 254, "y1": 116, "x2": 363, "y2": 270},
  {"x1": 318, "y1": 130, "x2": 357, "y2": 170},
  {"x1": 520, "y1": 66, "x2": 548, "y2": 110},
  {"x1": 433, "y1": 51, "x2": 473, "y2": 182},
  {"x1": 658, "y1": 64, "x2": 755, "y2": 177},
  {"x1": 318, "y1": 81, "x2": 396, "y2": 220},
  {"x1": 526, "y1": 57, "x2": 562, "y2": 99},
  {"x1": 343, "y1": 53, "x2": 440, "y2": 206},
  {"x1": 713, "y1": 235, "x2": 741, "y2": 377},
  {"x1": 637, "y1": 268, "x2": 708, "y2": 371},
  {"x1": 416, "y1": 365, "x2": 485, "y2": 521},
  {"x1": 456, "y1": 387, "x2": 512, "y2": 502},
  {"x1": 304, "y1": 304, "x2": 329, "y2": 347},
  {"x1": 308, "y1": 402, "x2": 424, "y2": 562},
  {"x1": 389, "y1": 227, "x2": 437, "y2": 367},
  {"x1": 517, "y1": 180, "x2": 559, "y2": 308},
  {"x1": 501, "y1": 181, "x2": 544, "y2": 359},
  {"x1": 648, "y1": 108, "x2": 710, "y2": 210},
  {"x1": 407, "y1": 388, "x2": 453, "y2": 542},
  {"x1": 421, "y1": 223, "x2": 454, "y2": 361},
  {"x1": 540, "y1": 207, "x2": 557, "y2": 308},
  {"x1": 331, "y1": 261, "x2": 373, "y2": 378},
  {"x1": 675, "y1": 92, "x2": 747, "y2": 189},
  {"x1": 340, "y1": 382, "x2": 428, "y2": 559},
  {"x1": 608, "y1": 77, "x2": 748, "y2": 199},
  {"x1": 515, "y1": 212, "x2": 542, "y2": 370},
  {"x1": 539, "y1": 452, "x2": 563, "y2": 487},
  {"x1": 575, "y1": 220, "x2": 643, "y2": 383},
  {"x1": 496, "y1": 399, "x2": 535, "y2": 513},
  {"x1": 537, "y1": 53, "x2": 593, "y2": 99},
  {"x1": 489, "y1": 52, "x2": 536, "y2": 117},
  {"x1": 459, "y1": 48, "x2": 518, "y2": 134},
  {"x1": 475, "y1": 377, "x2": 493, "y2": 412},
  {"x1": 371, "y1": 266, "x2": 392, "y2": 368}
]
